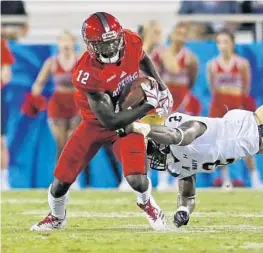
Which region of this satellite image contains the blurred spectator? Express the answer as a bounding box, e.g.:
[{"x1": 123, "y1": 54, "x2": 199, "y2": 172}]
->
[
  {"x1": 1, "y1": 0, "x2": 28, "y2": 40},
  {"x1": 1, "y1": 39, "x2": 15, "y2": 190},
  {"x1": 178, "y1": 1, "x2": 241, "y2": 39},
  {"x1": 151, "y1": 23, "x2": 201, "y2": 190},
  {"x1": 241, "y1": 0, "x2": 263, "y2": 14},
  {"x1": 207, "y1": 29, "x2": 262, "y2": 189},
  {"x1": 138, "y1": 20, "x2": 162, "y2": 54},
  {"x1": 250, "y1": 1, "x2": 263, "y2": 13},
  {"x1": 240, "y1": 1, "x2": 263, "y2": 40},
  {"x1": 152, "y1": 23, "x2": 201, "y2": 116}
]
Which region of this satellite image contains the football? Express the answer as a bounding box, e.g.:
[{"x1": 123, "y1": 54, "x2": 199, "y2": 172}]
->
[{"x1": 119, "y1": 77, "x2": 153, "y2": 110}]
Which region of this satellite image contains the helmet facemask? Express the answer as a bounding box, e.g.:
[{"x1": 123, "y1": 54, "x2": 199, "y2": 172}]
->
[
  {"x1": 85, "y1": 30, "x2": 124, "y2": 64},
  {"x1": 147, "y1": 139, "x2": 170, "y2": 171}
]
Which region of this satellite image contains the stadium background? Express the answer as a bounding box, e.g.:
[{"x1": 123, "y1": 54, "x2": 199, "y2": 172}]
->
[{"x1": 2, "y1": 0, "x2": 263, "y2": 188}]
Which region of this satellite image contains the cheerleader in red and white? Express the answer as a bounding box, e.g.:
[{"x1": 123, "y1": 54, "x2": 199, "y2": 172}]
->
[
  {"x1": 21, "y1": 31, "x2": 80, "y2": 161},
  {"x1": 207, "y1": 29, "x2": 262, "y2": 189},
  {"x1": 152, "y1": 23, "x2": 201, "y2": 116}
]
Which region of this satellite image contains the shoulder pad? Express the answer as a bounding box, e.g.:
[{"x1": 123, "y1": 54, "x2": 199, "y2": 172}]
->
[{"x1": 123, "y1": 29, "x2": 142, "y2": 44}]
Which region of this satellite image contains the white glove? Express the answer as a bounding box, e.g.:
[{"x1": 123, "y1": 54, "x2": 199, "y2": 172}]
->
[
  {"x1": 141, "y1": 81, "x2": 159, "y2": 108},
  {"x1": 147, "y1": 76, "x2": 157, "y2": 87},
  {"x1": 158, "y1": 88, "x2": 174, "y2": 115},
  {"x1": 155, "y1": 108, "x2": 166, "y2": 116}
]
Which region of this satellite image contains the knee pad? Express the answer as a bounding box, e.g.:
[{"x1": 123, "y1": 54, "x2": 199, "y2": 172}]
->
[{"x1": 51, "y1": 178, "x2": 71, "y2": 198}]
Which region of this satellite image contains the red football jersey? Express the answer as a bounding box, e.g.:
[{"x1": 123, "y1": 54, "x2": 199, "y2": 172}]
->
[{"x1": 73, "y1": 30, "x2": 144, "y2": 120}]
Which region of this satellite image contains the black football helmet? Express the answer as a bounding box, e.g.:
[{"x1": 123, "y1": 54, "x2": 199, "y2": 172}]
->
[{"x1": 146, "y1": 139, "x2": 170, "y2": 171}]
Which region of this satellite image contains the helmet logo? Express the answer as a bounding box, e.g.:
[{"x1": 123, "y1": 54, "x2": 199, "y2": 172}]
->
[{"x1": 102, "y1": 31, "x2": 117, "y2": 41}]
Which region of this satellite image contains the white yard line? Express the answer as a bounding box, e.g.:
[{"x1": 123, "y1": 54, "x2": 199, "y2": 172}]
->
[
  {"x1": 196, "y1": 188, "x2": 263, "y2": 193},
  {"x1": 241, "y1": 243, "x2": 263, "y2": 249},
  {"x1": 21, "y1": 210, "x2": 263, "y2": 218},
  {"x1": 221, "y1": 242, "x2": 263, "y2": 250},
  {"x1": 0, "y1": 198, "x2": 198, "y2": 205},
  {"x1": 1, "y1": 198, "x2": 129, "y2": 205},
  {"x1": 110, "y1": 224, "x2": 263, "y2": 233},
  {"x1": 2, "y1": 188, "x2": 262, "y2": 193},
  {"x1": 16, "y1": 209, "x2": 263, "y2": 233}
]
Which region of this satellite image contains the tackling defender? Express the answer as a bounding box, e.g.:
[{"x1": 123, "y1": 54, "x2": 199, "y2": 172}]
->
[
  {"x1": 31, "y1": 12, "x2": 172, "y2": 231},
  {"x1": 126, "y1": 106, "x2": 263, "y2": 227}
]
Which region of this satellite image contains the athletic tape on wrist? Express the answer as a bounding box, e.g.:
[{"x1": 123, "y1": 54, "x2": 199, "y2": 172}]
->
[
  {"x1": 132, "y1": 122, "x2": 151, "y2": 137},
  {"x1": 177, "y1": 206, "x2": 190, "y2": 214},
  {"x1": 175, "y1": 127, "x2": 184, "y2": 145}
]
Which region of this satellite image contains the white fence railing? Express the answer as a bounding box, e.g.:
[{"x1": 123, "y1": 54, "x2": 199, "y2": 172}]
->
[
  {"x1": 175, "y1": 14, "x2": 263, "y2": 41},
  {"x1": 2, "y1": 14, "x2": 263, "y2": 42}
]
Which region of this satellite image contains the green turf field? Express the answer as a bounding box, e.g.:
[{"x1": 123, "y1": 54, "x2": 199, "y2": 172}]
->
[{"x1": 1, "y1": 189, "x2": 263, "y2": 253}]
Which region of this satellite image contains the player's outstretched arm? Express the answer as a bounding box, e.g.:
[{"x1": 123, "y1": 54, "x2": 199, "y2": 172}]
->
[
  {"x1": 87, "y1": 92, "x2": 153, "y2": 130},
  {"x1": 31, "y1": 58, "x2": 52, "y2": 95},
  {"x1": 139, "y1": 52, "x2": 167, "y2": 91},
  {"x1": 174, "y1": 175, "x2": 196, "y2": 228},
  {"x1": 129, "y1": 120, "x2": 206, "y2": 146}
]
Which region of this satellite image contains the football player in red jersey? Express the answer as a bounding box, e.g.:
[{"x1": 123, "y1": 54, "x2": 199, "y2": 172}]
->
[{"x1": 31, "y1": 12, "x2": 172, "y2": 231}]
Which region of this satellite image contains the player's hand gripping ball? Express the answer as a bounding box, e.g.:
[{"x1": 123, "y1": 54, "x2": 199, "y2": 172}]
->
[{"x1": 118, "y1": 77, "x2": 159, "y2": 110}]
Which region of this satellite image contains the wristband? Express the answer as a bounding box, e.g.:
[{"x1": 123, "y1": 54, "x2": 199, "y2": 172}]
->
[
  {"x1": 175, "y1": 127, "x2": 184, "y2": 145},
  {"x1": 177, "y1": 206, "x2": 190, "y2": 215}
]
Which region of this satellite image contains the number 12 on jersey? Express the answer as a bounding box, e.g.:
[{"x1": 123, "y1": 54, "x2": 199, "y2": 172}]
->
[{"x1": 77, "y1": 70, "x2": 90, "y2": 85}]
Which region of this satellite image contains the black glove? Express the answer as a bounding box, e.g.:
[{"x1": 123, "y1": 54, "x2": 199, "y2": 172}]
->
[{"x1": 173, "y1": 206, "x2": 190, "y2": 228}]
